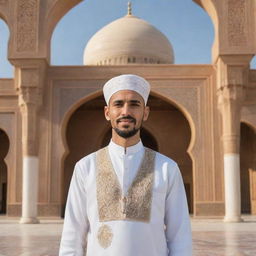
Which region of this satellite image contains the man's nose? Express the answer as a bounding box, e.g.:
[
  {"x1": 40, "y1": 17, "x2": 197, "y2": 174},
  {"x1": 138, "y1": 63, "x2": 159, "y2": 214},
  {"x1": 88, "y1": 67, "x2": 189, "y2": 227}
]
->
[{"x1": 121, "y1": 104, "x2": 130, "y2": 116}]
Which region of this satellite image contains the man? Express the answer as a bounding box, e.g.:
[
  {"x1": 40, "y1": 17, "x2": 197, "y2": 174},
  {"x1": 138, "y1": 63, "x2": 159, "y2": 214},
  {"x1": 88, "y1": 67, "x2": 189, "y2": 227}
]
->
[{"x1": 59, "y1": 74, "x2": 192, "y2": 256}]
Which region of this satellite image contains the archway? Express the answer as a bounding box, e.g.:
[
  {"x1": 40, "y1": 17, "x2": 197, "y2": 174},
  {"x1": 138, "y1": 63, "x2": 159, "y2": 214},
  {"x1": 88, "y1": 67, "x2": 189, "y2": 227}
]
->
[
  {"x1": 240, "y1": 122, "x2": 256, "y2": 214},
  {"x1": 62, "y1": 94, "x2": 193, "y2": 214},
  {"x1": 0, "y1": 129, "x2": 9, "y2": 214},
  {"x1": 51, "y1": 0, "x2": 214, "y2": 66},
  {"x1": 145, "y1": 95, "x2": 193, "y2": 212},
  {"x1": 61, "y1": 94, "x2": 107, "y2": 216}
]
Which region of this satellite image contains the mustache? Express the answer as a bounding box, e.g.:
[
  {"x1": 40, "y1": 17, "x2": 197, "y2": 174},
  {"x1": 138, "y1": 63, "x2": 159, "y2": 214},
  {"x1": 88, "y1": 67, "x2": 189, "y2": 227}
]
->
[{"x1": 116, "y1": 115, "x2": 136, "y2": 123}]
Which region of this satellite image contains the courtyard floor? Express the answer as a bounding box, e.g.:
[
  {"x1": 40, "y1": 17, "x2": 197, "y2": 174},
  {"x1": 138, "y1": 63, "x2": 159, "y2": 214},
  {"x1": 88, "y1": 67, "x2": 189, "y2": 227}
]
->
[{"x1": 0, "y1": 216, "x2": 255, "y2": 256}]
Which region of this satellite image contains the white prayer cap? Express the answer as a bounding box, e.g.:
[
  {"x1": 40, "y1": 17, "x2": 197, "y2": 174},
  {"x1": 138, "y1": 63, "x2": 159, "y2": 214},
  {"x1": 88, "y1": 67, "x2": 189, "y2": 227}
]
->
[{"x1": 103, "y1": 74, "x2": 150, "y2": 105}]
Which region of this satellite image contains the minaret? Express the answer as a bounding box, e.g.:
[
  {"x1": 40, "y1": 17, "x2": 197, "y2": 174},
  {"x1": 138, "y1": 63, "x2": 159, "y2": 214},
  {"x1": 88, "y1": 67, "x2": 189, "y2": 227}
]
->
[{"x1": 127, "y1": 2, "x2": 132, "y2": 16}]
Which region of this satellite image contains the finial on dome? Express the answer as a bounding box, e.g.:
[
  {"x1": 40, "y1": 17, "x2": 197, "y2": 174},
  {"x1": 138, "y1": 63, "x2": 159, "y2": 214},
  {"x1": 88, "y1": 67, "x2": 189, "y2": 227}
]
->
[{"x1": 127, "y1": 2, "x2": 132, "y2": 15}]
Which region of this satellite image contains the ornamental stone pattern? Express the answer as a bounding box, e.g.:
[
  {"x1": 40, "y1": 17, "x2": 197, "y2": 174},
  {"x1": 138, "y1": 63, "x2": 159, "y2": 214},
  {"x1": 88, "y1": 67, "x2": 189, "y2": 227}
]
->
[
  {"x1": 228, "y1": 0, "x2": 247, "y2": 47},
  {"x1": 16, "y1": 0, "x2": 39, "y2": 52}
]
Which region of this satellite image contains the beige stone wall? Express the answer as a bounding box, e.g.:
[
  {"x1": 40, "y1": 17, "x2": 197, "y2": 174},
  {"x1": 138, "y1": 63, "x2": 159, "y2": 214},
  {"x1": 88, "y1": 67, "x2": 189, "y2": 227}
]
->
[
  {"x1": 41, "y1": 65, "x2": 224, "y2": 217},
  {"x1": 31, "y1": 64, "x2": 255, "y2": 217},
  {"x1": 0, "y1": 0, "x2": 255, "y2": 218}
]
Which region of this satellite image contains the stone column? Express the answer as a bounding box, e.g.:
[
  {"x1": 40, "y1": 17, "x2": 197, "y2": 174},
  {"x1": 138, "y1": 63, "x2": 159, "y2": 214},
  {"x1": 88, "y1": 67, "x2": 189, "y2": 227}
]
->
[
  {"x1": 17, "y1": 66, "x2": 43, "y2": 224},
  {"x1": 217, "y1": 55, "x2": 251, "y2": 222}
]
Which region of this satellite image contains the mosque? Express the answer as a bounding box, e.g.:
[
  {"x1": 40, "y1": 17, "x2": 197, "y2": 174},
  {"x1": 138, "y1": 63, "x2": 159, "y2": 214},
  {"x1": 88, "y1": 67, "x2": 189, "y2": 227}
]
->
[{"x1": 0, "y1": 0, "x2": 255, "y2": 223}]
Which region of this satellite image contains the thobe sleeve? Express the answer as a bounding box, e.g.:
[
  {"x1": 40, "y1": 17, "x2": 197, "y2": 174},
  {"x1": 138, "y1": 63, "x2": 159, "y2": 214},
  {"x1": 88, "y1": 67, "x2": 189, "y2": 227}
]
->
[
  {"x1": 59, "y1": 162, "x2": 89, "y2": 256},
  {"x1": 164, "y1": 164, "x2": 192, "y2": 256}
]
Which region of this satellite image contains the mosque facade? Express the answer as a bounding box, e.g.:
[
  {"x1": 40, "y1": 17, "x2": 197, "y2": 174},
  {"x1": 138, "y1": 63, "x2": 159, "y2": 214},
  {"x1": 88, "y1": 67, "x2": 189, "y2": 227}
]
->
[{"x1": 0, "y1": 0, "x2": 256, "y2": 223}]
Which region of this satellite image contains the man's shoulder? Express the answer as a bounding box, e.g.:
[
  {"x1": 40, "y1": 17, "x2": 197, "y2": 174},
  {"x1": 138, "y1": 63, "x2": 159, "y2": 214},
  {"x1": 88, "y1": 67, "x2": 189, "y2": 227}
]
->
[
  {"x1": 75, "y1": 147, "x2": 108, "y2": 168},
  {"x1": 147, "y1": 148, "x2": 181, "y2": 184},
  {"x1": 75, "y1": 150, "x2": 97, "y2": 169},
  {"x1": 146, "y1": 147, "x2": 178, "y2": 169}
]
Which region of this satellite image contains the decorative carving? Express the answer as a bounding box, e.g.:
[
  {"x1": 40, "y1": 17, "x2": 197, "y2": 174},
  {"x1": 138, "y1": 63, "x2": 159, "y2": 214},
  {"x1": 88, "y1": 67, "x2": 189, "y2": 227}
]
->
[
  {"x1": 16, "y1": 0, "x2": 39, "y2": 52},
  {"x1": 218, "y1": 64, "x2": 248, "y2": 105},
  {"x1": 18, "y1": 74, "x2": 42, "y2": 155},
  {"x1": 217, "y1": 57, "x2": 250, "y2": 154},
  {"x1": 228, "y1": 0, "x2": 247, "y2": 46},
  {"x1": 20, "y1": 68, "x2": 40, "y2": 87},
  {"x1": 19, "y1": 87, "x2": 42, "y2": 107},
  {"x1": 217, "y1": 87, "x2": 242, "y2": 154},
  {"x1": 217, "y1": 85, "x2": 244, "y2": 106},
  {"x1": 227, "y1": 66, "x2": 246, "y2": 87},
  {"x1": 17, "y1": 67, "x2": 42, "y2": 107},
  {"x1": 217, "y1": 56, "x2": 250, "y2": 103}
]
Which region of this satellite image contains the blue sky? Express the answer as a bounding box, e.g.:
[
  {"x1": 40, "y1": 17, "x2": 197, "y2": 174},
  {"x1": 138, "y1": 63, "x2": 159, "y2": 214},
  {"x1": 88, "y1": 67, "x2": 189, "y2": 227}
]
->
[{"x1": 0, "y1": 0, "x2": 255, "y2": 77}]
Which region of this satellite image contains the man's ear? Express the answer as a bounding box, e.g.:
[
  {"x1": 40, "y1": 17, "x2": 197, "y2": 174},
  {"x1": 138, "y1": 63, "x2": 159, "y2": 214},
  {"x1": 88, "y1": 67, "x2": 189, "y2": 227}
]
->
[
  {"x1": 143, "y1": 106, "x2": 150, "y2": 121},
  {"x1": 104, "y1": 106, "x2": 110, "y2": 121}
]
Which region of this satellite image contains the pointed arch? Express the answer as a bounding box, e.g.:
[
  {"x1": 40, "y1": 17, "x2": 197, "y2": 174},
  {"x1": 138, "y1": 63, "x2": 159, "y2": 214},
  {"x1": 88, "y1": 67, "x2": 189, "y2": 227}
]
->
[
  {"x1": 0, "y1": 128, "x2": 10, "y2": 214},
  {"x1": 60, "y1": 91, "x2": 104, "y2": 215},
  {"x1": 60, "y1": 89, "x2": 103, "y2": 163},
  {"x1": 60, "y1": 90, "x2": 195, "y2": 214},
  {"x1": 193, "y1": 0, "x2": 219, "y2": 62},
  {"x1": 240, "y1": 122, "x2": 256, "y2": 214},
  {"x1": 149, "y1": 90, "x2": 196, "y2": 159},
  {"x1": 46, "y1": 0, "x2": 83, "y2": 55},
  {"x1": 147, "y1": 92, "x2": 194, "y2": 212},
  {"x1": 241, "y1": 119, "x2": 256, "y2": 134}
]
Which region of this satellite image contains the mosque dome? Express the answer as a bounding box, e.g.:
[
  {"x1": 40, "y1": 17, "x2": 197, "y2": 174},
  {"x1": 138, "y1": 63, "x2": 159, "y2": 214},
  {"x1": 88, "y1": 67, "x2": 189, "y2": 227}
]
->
[{"x1": 83, "y1": 7, "x2": 174, "y2": 65}]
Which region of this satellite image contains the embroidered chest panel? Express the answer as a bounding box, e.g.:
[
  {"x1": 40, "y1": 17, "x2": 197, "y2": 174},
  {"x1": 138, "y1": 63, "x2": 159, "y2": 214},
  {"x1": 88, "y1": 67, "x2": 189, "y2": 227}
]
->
[{"x1": 96, "y1": 147, "x2": 155, "y2": 222}]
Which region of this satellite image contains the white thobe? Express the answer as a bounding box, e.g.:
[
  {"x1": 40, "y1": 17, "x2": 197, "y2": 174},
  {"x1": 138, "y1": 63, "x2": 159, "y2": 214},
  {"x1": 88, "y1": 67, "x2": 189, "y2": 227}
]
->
[{"x1": 59, "y1": 140, "x2": 192, "y2": 256}]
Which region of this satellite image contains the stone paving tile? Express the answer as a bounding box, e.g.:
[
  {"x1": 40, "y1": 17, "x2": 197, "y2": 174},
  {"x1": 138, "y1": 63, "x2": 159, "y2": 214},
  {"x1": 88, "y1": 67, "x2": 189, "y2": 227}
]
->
[
  {"x1": 0, "y1": 217, "x2": 255, "y2": 256},
  {"x1": 193, "y1": 231, "x2": 256, "y2": 256}
]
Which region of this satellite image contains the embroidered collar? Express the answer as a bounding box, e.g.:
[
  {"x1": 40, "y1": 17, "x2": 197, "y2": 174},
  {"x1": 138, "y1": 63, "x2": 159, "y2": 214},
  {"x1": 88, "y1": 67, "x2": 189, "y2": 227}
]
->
[{"x1": 108, "y1": 139, "x2": 143, "y2": 155}]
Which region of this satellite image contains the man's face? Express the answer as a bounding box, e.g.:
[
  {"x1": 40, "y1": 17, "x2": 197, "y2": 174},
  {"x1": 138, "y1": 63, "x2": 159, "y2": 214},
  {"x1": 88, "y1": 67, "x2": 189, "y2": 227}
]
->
[{"x1": 104, "y1": 90, "x2": 149, "y2": 139}]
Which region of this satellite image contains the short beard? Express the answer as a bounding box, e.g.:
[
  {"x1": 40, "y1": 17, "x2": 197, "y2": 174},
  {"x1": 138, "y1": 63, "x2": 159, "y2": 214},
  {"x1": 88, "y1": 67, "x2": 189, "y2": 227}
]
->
[{"x1": 114, "y1": 127, "x2": 140, "y2": 138}]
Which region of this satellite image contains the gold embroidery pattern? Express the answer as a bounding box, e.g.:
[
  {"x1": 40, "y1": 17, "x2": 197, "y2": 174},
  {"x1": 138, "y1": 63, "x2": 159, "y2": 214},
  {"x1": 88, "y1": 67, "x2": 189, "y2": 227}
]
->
[
  {"x1": 97, "y1": 224, "x2": 113, "y2": 249},
  {"x1": 96, "y1": 147, "x2": 155, "y2": 222}
]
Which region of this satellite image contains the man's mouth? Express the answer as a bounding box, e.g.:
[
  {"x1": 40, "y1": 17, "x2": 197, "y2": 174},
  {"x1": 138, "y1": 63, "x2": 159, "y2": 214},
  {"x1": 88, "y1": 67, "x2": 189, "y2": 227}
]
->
[
  {"x1": 117, "y1": 116, "x2": 136, "y2": 124},
  {"x1": 119, "y1": 119, "x2": 133, "y2": 123}
]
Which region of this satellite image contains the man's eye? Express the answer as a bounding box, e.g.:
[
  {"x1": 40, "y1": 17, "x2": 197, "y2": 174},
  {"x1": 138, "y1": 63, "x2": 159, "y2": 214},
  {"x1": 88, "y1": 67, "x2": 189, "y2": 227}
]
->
[{"x1": 130, "y1": 103, "x2": 140, "y2": 106}]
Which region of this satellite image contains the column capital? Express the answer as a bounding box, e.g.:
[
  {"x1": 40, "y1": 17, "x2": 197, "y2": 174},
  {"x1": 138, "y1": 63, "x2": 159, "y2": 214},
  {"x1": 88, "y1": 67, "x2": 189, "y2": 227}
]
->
[
  {"x1": 216, "y1": 54, "x2": 253, "y2": 65},
  {"x1": 15, "y1": 59, "x2": 47, "y2": 109},
  {"x1": 216, "y1": 55, "x2": 251, "y2": 106},
  {"x1": 18, "y1": 86, "x2": 42, "y2": 110},
  {"x1": 16, "y1": 61, "x2": 46, "y2": 157},
  {"x1": 216, "y1": 55, "x2": 251, "y2": 154}
]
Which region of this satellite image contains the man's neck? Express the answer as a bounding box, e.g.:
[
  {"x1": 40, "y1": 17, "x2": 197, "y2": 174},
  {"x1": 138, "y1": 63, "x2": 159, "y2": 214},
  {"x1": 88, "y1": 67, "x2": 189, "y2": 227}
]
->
[{"x1": 111, "y1": 131, "x2": 140, "y2": 149}]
